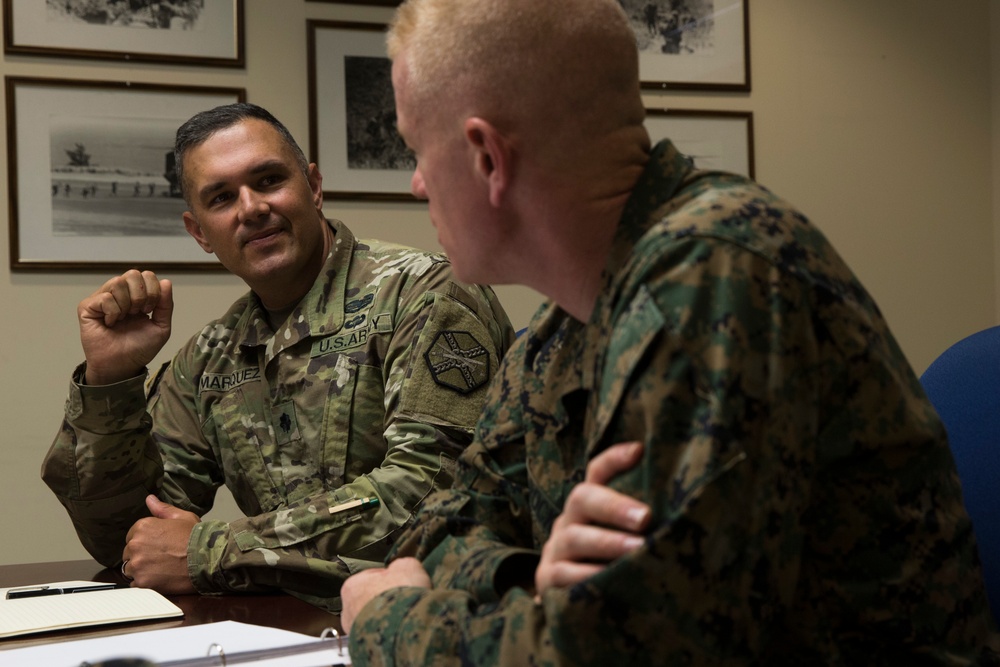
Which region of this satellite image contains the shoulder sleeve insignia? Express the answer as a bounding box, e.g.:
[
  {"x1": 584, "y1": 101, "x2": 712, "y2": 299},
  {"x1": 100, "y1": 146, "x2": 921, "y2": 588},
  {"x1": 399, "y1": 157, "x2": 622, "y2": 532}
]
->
[{"x1": 424, "y1": 330, "x2": 491, "y2": 394}]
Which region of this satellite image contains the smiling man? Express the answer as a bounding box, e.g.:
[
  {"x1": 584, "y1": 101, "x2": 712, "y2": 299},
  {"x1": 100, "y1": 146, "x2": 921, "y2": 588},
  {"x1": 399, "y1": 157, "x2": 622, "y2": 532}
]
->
[{"x1": 42, "y1": 103, "x2": 515, "y2": 608}]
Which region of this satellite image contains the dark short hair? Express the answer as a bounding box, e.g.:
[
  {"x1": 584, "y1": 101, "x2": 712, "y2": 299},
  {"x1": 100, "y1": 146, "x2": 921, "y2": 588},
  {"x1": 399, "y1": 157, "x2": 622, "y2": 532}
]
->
[{"x1": 173, "y1": 102, "x2": 309, "y2": 204}]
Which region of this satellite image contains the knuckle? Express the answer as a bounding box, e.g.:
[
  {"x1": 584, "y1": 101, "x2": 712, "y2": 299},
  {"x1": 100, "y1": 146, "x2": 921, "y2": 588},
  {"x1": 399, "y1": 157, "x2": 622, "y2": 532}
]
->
[{"x1": 565, "y1": 483, "x2": 590, "y2": 505}]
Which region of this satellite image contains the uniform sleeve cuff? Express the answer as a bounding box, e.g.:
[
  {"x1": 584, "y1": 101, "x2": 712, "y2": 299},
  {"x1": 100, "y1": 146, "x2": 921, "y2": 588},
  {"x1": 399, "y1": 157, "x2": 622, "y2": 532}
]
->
[
  {"x1": 348, "y1": 587, "x2": 427, "y2": 665},
  {"x1": 187, "y1": 519, "x2": 229, "y2": 595},
  {"x1": 66, "y1": 362, "x2": 149, "y2": 429}
]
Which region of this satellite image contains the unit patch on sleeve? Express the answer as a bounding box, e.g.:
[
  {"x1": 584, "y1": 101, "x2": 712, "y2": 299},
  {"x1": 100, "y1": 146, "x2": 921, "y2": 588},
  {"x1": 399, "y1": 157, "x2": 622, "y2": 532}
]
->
[{"x1": 424, "y1": 330, "x2": 491, "y2": 394}]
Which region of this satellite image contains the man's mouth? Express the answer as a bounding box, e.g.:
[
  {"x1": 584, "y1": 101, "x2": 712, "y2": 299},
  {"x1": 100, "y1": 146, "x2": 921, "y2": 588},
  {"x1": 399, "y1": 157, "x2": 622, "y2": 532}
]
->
[{"x1": 244, "y1": 228, "x2": 283, "y2": 247}]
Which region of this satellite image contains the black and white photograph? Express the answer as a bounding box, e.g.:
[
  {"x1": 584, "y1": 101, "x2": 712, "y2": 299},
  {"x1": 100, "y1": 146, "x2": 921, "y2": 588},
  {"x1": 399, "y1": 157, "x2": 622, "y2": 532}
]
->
[
  {"x1": 3, "y1": 0, "x2": 244, "y2": 66},
  {"x1": 308, "y1": 20, "x2": 417, "y2": 202},
  {"x1": 49, "y1": 115, "x2": 187, "y2": 238},
  {"x1": 618, "y1": 0, "x2": 749, "y2": 91},
  {"x1": 622, "y1": 0, "x2": 716, "y2": 56},
  {"x1": 645, "y1": 108, "x2": 754, "y2": 178},
  {"x1": 6, "y1": 77, "x2": 245, "y2": 270},
  {"x1": 44, "y1": 0, "x2": 205, "y2": 31},
  {"x1": 344, "y1": 56, "x2": 414, "y2": 172}
]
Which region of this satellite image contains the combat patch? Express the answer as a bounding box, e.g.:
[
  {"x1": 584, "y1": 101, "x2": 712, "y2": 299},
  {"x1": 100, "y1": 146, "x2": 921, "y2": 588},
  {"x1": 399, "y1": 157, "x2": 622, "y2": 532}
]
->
[{"x1": 424, "y1": 330, "x2": 491, "y2": 394}]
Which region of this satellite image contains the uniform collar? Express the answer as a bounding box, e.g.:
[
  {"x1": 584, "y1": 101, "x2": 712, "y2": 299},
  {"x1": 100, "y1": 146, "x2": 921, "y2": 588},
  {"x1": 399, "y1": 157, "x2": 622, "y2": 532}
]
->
[
  {"x1": 234, "y1": 218, "x2": 353, "y2": 355},
  {"x1": 579, "y1": 140, "x2": 693, "y2": 388}
]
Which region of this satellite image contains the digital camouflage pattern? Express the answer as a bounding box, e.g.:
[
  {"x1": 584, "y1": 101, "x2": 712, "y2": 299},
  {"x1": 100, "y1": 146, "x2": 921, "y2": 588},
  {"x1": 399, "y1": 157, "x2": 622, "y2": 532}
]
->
[
  {"x1": 348, "y1": 141, "x2": 1000, "y2": 665},
  {"x1": 43, "y1": 218, "x2": 515, "y2": 610}
]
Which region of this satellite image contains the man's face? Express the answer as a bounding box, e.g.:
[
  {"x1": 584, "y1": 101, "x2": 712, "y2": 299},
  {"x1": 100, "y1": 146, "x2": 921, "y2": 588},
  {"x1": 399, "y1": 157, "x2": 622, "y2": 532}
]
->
[
  {"x1": 392, "y1": 57, "x2": 493, "y2": 285},
  {"x1": 181, "y1": 119, "x2": 327, "y2": 306}
]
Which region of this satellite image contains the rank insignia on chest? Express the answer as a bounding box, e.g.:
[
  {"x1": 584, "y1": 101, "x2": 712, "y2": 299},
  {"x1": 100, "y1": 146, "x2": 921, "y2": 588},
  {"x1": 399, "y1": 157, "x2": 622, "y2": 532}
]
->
[
  {"x1": 424, "y1": 330, "x2": 491, "y2": 394},
  {"x1": 273, "y1": 400, "x2": 300, "y2": 445}
]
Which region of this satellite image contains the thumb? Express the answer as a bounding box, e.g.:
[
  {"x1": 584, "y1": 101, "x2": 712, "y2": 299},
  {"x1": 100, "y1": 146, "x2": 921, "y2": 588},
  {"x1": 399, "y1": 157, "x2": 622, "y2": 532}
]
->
[{"x1": 145, "y1": 494, "x2": 185, "y2": 520}]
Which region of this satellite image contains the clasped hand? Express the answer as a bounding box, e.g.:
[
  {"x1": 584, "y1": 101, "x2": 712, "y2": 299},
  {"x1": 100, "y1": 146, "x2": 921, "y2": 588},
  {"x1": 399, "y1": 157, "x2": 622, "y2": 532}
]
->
[
  {"x1": 122, "y1": 495, "x2": 199, "y2": 594},
  {"x1": 340, "y1": 442, "x2": 651, "y2": 632},
  {"x1": 341, "y1": 557, "x2": 431, "y2": 633},
  {"x1": 534, "y1": 441, "x2": 651, "y2": 598}
]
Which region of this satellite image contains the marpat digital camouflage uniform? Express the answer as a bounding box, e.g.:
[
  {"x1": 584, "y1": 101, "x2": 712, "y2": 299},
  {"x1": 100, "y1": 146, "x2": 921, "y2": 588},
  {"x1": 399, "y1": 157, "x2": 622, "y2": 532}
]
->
[
  {"x1": 43, "y1": 218, "x2": 515, "y2": 610},
  {"x1": 348, "y1": 141, "x2": 1000, "y2": 665}
]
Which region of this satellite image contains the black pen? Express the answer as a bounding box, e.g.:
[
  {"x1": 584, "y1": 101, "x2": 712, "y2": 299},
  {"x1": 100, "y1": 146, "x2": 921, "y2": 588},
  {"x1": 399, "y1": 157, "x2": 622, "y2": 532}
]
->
[{"x1": 5, "y1": 583, "x2": 125, "y2": 600}]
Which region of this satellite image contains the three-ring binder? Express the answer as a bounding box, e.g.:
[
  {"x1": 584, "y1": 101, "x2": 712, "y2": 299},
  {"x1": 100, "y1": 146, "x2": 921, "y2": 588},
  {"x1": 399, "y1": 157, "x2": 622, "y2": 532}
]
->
[{"x1": 79, "y1": 627, "x2": 347, "y2": 667}]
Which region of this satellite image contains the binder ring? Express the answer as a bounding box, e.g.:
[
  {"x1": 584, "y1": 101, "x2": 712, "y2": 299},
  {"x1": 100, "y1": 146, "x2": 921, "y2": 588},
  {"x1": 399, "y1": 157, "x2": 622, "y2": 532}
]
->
[
  {"x1": 206, "y1": 642, "x2": 226, "y2": 665},
  {"x1": 320, "y1": 626, "x2": 345, "y2": 654}
]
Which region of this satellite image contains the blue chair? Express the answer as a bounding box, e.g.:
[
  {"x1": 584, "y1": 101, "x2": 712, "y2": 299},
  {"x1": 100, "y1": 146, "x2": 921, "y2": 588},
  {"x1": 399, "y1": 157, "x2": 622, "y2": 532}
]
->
[{"x1": 920, "y1": 325, "x2": 1000, "y2": 617}]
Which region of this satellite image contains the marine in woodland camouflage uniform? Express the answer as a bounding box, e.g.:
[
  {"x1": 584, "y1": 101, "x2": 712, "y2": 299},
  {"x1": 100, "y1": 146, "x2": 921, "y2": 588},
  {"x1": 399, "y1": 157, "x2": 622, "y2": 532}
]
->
[
  {"x1": 346, "y1": 140, "x2": 1000, "y2": 664},
  {"x1": 43, "y1": 217, "x2": 514, "y2": 608}
]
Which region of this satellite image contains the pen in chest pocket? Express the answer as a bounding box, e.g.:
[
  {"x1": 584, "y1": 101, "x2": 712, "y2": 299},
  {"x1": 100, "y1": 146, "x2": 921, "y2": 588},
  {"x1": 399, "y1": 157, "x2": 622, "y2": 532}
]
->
[{"x1": 329, "y1": 496, "x2": 380, "y2": 515}]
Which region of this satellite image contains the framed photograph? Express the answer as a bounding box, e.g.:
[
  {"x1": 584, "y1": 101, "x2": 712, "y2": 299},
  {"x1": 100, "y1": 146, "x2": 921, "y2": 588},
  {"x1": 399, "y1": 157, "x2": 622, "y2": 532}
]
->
[
  {"x1": 306, "y1": 0, "x2": 400, "y2": 5},
  {"x1": 308, "y1": 20, "x2": 417, "y2": 203},
  {"x1": 3, "y1": 0, "x2": 244, "y2": 67},
  {"x1": 6, "y1": 76, "x2": 246, "y2": 271},
  {"x1": 619, "y1": 0, "x2": 750, "y2": 91},
  {"x1": 645, "y1": 108, "x2": 754, "y2": 179}
]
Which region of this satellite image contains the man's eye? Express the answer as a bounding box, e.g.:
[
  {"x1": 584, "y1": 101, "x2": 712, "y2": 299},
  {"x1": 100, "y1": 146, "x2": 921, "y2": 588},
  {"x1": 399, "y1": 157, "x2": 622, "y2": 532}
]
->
[
  {"x1": 260, "y1": 174, "x2": 284, "y2": 187},
  {"x1": 208, "y1": 192, "x2": 232, "y2": 206}
]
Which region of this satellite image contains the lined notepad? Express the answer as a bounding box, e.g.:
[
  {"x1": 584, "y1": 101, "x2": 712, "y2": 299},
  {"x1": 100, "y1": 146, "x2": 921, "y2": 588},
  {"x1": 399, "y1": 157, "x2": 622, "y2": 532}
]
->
[{"x1": 0, "y1": 581, "x2": 182, "y2": 638}]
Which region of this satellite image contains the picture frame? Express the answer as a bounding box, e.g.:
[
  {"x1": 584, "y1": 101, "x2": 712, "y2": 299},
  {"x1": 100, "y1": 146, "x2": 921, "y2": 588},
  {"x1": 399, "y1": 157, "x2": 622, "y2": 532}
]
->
[
  {"x1": 2, "y1": 0, "x2": 245, "y2": 68},
  {"x1": 621, "y1": 0, "x2": 750, "y2": 92},
  {"x1": 645, "y1": 108, "x2": 755, "y2": 179},
  {"x1": 6, "y1": 76, "x2": 246, "y2": 272},
  {"x1": 307, "y1": 20, "x2": 417, "y2": 203}
]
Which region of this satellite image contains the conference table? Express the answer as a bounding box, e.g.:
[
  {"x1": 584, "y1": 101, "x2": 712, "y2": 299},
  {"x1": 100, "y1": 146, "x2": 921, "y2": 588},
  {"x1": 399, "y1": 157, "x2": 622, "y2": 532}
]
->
[{"x1": 0, "y1": 559, "x2": 343, "y2": 652}]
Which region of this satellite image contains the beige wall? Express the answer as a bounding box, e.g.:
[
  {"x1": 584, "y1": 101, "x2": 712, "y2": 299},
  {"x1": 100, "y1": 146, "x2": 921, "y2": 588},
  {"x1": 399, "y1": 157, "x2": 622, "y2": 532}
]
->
[
  {"x1": 994, "y1": 0, "x2": 1000, "y2": 317},
  {"x1": 0, "y1": 0, "x2": 995, "y2": 565}
]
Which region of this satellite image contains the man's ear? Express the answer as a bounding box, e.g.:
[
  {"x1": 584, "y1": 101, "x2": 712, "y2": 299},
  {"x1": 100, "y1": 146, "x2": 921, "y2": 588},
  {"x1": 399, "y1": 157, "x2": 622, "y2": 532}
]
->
[
  {"x1": 308, "y1": 163, "x2": 324, "y2": 211},
  {"x1": 183, "y1": 211, "x2": 213, "y2": 253},
  {"x1": 465, "y1": 117, "x2": 510, "y2": 208}
]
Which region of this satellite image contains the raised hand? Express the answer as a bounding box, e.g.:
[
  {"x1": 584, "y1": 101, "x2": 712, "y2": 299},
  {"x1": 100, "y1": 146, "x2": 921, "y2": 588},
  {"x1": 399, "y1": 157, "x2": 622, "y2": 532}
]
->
[{"x1": 78, "y1": 270, "x2": 173, "y2": 385}]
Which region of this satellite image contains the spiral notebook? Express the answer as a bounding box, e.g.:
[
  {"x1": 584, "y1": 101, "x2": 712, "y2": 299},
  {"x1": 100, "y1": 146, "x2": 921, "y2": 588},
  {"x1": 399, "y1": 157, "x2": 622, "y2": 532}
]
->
[{"x1": 0, "y1": 580, "x2": 183, "y2": 639}]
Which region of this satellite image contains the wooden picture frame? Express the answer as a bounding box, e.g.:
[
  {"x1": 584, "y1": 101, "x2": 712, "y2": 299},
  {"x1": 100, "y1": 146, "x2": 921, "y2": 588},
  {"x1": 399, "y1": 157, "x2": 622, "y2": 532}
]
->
[
  {"x1": 645, "y1": 108, "x2": 755, "y2": 178},
  {"x1": 2, "y1": 0, "x2": 244, "y2": 68},
  {"x1": 6, "y1": 76, "x2": 246, "y2": 271},
  {"x1": 621, "y1": 0, "x2": 750, "y2": 92},
  {"x1": 307, "y1": 19, "x2": 417, "y2": 203}
]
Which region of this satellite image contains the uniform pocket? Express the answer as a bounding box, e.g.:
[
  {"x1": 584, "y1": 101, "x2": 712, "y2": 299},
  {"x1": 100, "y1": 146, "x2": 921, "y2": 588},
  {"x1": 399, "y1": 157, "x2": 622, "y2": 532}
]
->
[
  {"x1": 205, "y1": 386, "x2": 282, "y2": 513},
  {"x1": 320, "y1": 353, "x2": 359, "y2": 489}
]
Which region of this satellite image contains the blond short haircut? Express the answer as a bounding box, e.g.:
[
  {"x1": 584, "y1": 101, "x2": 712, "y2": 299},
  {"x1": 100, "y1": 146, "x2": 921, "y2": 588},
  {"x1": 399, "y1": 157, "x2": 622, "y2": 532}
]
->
[{"x1": 387, "y1": 0, "x2": 644, "y2": 153}]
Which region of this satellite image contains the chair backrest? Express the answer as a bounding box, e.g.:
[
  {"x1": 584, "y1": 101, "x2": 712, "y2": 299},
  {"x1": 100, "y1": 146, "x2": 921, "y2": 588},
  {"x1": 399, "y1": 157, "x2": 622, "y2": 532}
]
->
[{"x1": 920, "y1": 325, "x2": 1000, "y2": 617}]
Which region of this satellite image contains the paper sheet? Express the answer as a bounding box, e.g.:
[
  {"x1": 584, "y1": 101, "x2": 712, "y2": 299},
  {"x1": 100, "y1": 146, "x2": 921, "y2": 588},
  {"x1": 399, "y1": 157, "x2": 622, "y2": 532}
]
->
[
  {"x1": 0, "y1": 581, "x2": 182, "y2": 638},
  {"x1": 0, "y1": 620, "x2": 350, "y2": 666}
]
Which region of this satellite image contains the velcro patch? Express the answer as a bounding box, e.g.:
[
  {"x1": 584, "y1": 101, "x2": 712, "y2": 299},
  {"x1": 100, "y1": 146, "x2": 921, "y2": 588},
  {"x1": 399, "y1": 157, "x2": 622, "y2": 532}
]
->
[{"x1": 424, "y1": 330, "x2": 491, "y2": 394}]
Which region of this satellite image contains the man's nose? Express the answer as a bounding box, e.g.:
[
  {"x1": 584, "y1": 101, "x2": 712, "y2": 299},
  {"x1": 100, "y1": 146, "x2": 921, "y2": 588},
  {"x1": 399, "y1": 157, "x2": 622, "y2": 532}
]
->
[
  {"x1": 238, "y1": 187, "x2": 269, "y2": 220},
  {"x1": 411, "y1": 169, "x2": 427, "y2": 199}
]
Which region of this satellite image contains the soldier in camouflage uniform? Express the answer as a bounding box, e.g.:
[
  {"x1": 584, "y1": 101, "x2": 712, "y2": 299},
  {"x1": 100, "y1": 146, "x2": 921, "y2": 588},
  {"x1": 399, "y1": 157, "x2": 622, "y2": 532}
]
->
[
  {"x1": 42, "y1": 103, "x2": 515, "y2": 609},
  {"x1": 339, "y1": 0, "x2": 1000, "y2": 664}
]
